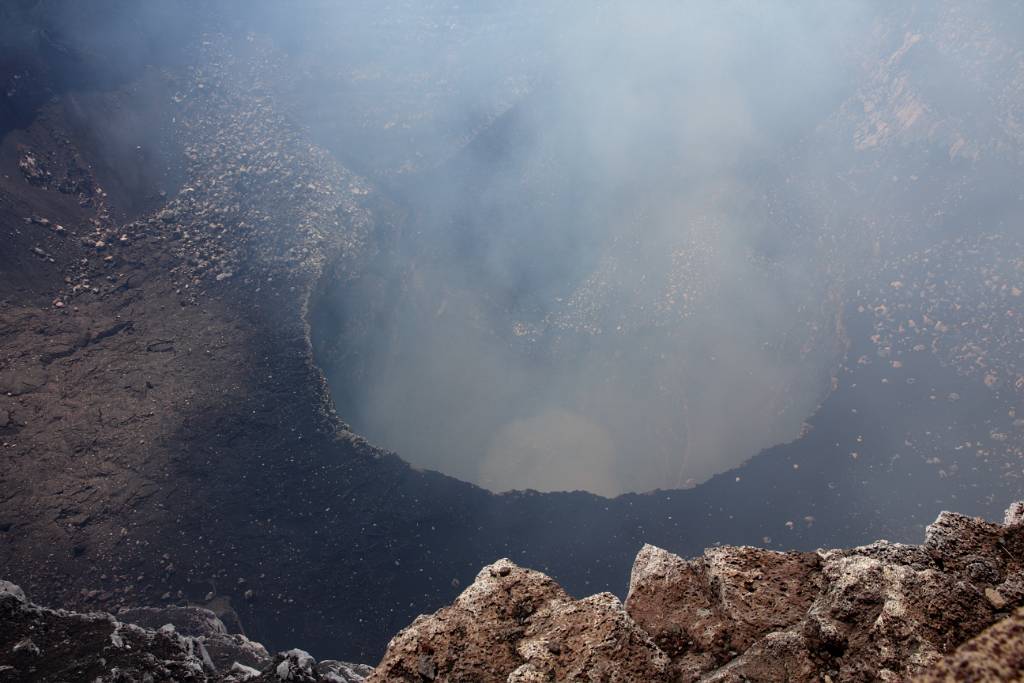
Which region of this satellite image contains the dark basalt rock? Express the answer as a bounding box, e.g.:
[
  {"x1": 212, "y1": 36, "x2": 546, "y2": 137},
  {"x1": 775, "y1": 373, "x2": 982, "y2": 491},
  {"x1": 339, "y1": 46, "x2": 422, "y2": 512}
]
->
[{"x1": 0, "y1": 580, "x2": 370, "y2": 683}]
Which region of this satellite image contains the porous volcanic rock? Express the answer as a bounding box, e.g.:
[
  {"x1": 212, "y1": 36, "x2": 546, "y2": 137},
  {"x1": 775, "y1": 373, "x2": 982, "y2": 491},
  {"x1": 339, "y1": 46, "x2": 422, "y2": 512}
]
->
[
  {"x1": 625, "y1": 544, "x2": 822, "y2": 679},
  {"x1": 915, "y1": 607, "x2": 1024, "y2": 682},
  {"x1": 371, "y1": 504, "x2": 1024, "y2": 682},
  {"x1": 626, "y1": 512, "x2": 1023, "y2": 682},
  {"x1": 5, "y1": 504, "x2": 1024, "y2": 682},
  {"x1": 367, "y1": 558, "x2": 670, "y2": 682}
]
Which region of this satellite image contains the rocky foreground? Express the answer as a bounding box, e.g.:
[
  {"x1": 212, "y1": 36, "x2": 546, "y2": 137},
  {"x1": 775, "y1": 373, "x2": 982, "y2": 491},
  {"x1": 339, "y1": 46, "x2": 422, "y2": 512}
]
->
[{"x1": 3, "y1": 505, "x2": 1024, "y2": 682}]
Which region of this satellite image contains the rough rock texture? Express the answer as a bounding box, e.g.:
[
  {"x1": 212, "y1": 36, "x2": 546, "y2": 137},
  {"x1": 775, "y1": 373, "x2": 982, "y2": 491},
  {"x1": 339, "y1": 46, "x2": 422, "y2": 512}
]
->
[
  {"x1": 371, "y1": 504, "x2": 1024, "y2": 682},
  {"x1": 5, "y1": 505, "x2": 1024, "y2": 681},
  {"x1": 0, "y1": 580, "x2": 370, "y2": 682},
  {"x1": 0, "y1": 579, "x2": 210, "y2": 682},
  {"x1": 626, "y1": 508, "x2": 1024, "y2": 682},
  {"x1": 625, "y1": 544, "x2": 822, "y2": 679},
  {"x1": 916, "y1": 607, "x2": 1024, "y2": 682},
  {"x1": 367, "y1": 558, "x2": 669, "y2": 683}
]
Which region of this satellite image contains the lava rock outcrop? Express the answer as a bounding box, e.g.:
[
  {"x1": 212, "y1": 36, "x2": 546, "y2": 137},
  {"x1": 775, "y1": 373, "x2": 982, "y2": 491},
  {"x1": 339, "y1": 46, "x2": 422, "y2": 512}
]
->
[
  {"x1": 365, "y1": 559, "x2": 668, "y2": 683},
  {"x1": 5, "y1": 504, "x2": 1024, "y2": 681},
  {"x1": 370, "y1": 503, "x2": 1024, "y2": 682}
]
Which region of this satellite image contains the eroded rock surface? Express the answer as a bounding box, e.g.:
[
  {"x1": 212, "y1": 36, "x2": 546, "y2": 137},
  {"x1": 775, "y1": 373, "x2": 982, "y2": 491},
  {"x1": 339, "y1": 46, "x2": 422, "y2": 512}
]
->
[
  {"x1": 367, "y1": 559, "x2": 669, "y2": 682},
  {"x1": 916, "y1": 607, "x2": 1024, "y2": 682},
  {"x1": 625, "y1": 543, "x2": 821, "y2": 678},
  {"x1": 371, "y1": 504, "x2": 1024, "y2": 682},
  {"x1": 4, "y1": 504, "x2": 1024, "y2": 681},
  {"x1": 625, "y1": 508, "x2": 1024, "y2": 682}
]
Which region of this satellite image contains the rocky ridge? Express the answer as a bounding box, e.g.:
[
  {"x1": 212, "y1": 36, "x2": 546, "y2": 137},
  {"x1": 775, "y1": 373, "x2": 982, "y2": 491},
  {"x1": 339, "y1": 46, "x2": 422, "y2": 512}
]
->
[
  {"x1": 370, "y1": 503, "x2": 1024, "y2": 682},
  {"x1": 4, "y1": 504, "x2": 1024, "y2": 681}
]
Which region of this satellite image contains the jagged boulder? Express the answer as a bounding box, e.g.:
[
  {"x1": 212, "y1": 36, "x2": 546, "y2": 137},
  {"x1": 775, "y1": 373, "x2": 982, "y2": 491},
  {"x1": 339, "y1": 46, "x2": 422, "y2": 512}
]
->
[
  {"x1": 625, "y1": 544, "x2": 820, "y2": 678},
  {"x1": 4, "y1": 504, "x2": 1024, "y2": 682},
  {"x1": 624, "y1": 505, "x2": 1024, "y2": 682},
  {"x1": 367, "y1": 558, "x2": 669, "y2": 682}
]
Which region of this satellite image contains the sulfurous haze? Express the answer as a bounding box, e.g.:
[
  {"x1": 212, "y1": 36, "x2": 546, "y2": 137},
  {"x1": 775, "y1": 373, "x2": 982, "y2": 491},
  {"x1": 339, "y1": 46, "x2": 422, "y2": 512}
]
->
[
  {"x1": 309, "y1": 0, "x2": 1024, "y2": 498},
  {"x1": 313, "y1": 1, "x2": 875, "y2": 495},
  {"x1": 15, "y1": 0, "x2": 1022, "y2": 499}
]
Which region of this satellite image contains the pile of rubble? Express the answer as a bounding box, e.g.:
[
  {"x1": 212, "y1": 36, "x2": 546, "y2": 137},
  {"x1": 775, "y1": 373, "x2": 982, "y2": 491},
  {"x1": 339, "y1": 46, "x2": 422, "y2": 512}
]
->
[
  {"x1": 0, "y1": 580, "x2": 371, "y2": 682},
  {"x1": 17, "y1": 144, "x2": 98, "y2": 201},
  {"x1": 148, "y1": 38, "x2": 374, "y2": 306},
  {"x1": 865, "y1": 234, "x2": 1024, "y2": 394},
  {"x1": 55, "y1": 34, "x2": 375, "y2": 313}
]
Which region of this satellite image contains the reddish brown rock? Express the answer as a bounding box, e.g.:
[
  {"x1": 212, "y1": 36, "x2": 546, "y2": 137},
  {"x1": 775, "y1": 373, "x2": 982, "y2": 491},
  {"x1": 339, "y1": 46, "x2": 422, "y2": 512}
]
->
[
  {"x1": 368, "y1": 505, "x2": 1024, "y2": 682},
  {"x1": 625, "y1": 544, "x2": 820, "y2": 679},
  {"x1": 623, "y1": 504, "x2": 1024, "y2": 682},
  {"x1": 915, "y1": 607, "x2": 1024, "y2": 682},
  {"x1": 700, "y1": 631, "x2": 819, "y2": 683},
  {"x1": 367, "y1": 558, "x2": 669, "y2": 682},
  {"x1": 805, "y1": 547, "x2": 994, "y2": 680}
]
